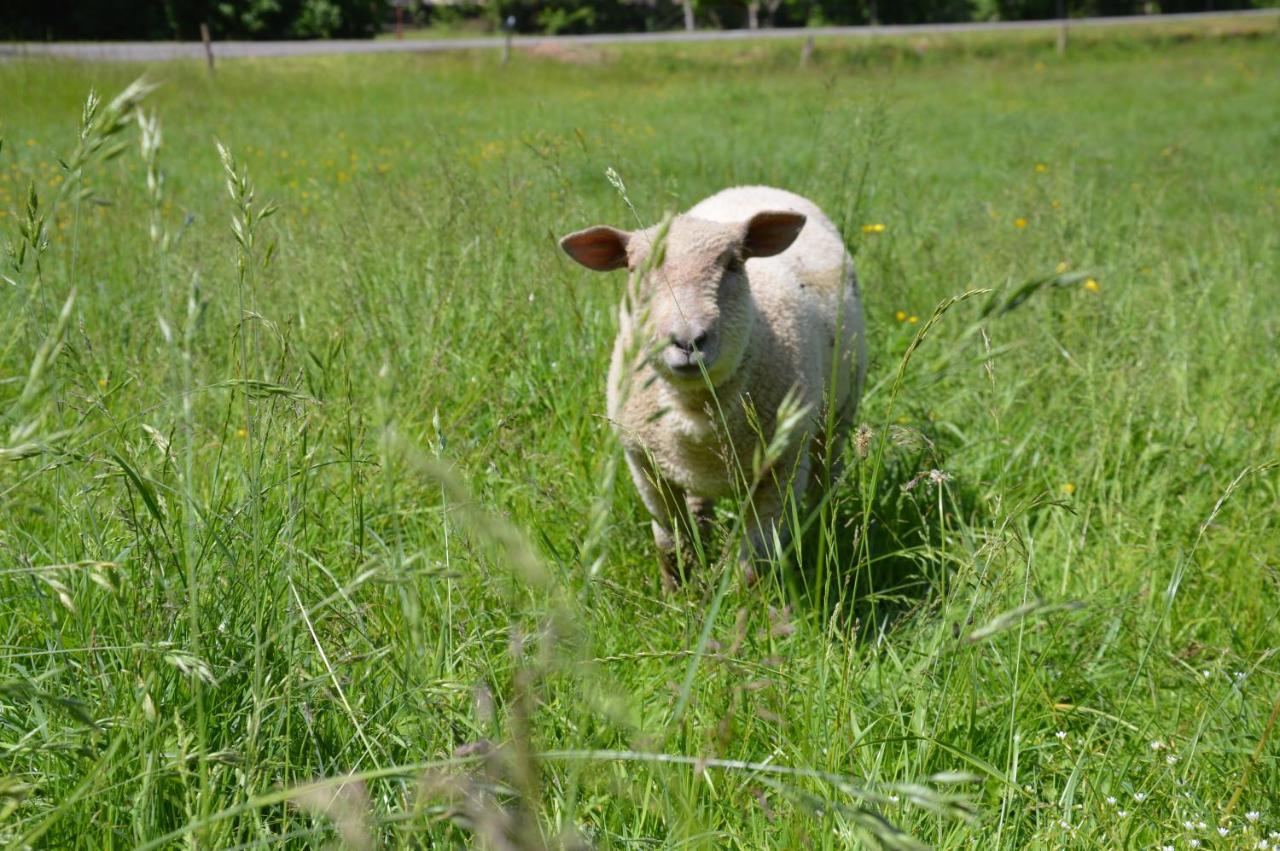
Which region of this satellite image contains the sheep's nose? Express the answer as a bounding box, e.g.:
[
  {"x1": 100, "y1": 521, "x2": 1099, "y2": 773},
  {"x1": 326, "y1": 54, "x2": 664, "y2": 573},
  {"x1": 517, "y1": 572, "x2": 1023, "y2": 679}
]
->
[{"x1": 670, "y1": 330, "x2": 710, "y2": 354}]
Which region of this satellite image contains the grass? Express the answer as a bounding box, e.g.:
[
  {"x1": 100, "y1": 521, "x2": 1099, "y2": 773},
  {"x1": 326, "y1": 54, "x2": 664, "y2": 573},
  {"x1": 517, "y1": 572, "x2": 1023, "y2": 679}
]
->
[{"x1": 1, "y1": 20, "x2": 1279, "y2": 849}]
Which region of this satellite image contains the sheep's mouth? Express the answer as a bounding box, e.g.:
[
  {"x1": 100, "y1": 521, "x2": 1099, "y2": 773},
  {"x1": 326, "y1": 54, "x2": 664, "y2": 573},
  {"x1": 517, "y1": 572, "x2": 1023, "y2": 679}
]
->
[
  {"x1": 659, "y1": 347, "x2": 717, "y2": 382},
  {"x1": 667, "y1": 361, "x2": 708, "y2": 379}
]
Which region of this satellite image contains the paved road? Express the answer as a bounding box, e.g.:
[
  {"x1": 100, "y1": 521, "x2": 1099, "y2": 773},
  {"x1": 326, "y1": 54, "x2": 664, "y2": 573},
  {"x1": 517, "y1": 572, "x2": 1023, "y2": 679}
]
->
[{"x1": 1, "y1": 9, "x2": 1274, "y2": 63}]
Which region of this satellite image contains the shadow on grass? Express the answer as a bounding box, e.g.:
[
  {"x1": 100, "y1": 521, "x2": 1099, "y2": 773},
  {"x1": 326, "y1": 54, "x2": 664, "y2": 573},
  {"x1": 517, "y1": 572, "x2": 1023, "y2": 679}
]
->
[{"x1": 781, "y1": 448, "x2": 987, "y2": 642}]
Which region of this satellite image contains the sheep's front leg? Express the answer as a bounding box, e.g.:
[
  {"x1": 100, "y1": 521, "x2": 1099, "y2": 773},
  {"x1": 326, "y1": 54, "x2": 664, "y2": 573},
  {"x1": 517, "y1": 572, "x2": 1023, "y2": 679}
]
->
[
  {"x1": 739, "y1": 453, "x2": 811, "y2": 583},
  {"x1": 624, "y1": 448, "x2": 707, "y2": 588}
]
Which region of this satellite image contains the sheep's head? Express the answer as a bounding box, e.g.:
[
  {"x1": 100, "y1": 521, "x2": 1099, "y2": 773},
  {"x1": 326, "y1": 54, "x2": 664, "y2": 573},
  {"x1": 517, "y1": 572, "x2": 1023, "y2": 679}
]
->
[{"x1": 560, "y1": 211, "x2": 805, "y2": 389}]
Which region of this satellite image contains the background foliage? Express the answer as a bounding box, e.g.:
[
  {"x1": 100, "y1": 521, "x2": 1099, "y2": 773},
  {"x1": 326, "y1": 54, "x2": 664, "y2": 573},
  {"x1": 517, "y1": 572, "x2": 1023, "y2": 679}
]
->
[
  {"x1": 3, "y1": 0, "x2": 389, "y2": 41},
  {"x1": 3, "y1": 0, "x2": 1274, "y2": 39}
]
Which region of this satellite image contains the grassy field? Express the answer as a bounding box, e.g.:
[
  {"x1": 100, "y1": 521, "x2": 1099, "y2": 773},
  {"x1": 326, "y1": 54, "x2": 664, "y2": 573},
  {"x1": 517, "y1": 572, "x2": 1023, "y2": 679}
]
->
[{"x1": 2, "y1": 22, "x2": 1279, "y2": 849}]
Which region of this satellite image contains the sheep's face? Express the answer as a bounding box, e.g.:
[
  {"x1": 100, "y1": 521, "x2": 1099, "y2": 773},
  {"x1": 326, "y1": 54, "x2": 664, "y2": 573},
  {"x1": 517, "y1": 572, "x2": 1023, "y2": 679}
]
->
[{"x1": 560, "y1": 211, "x2": 805, "y2": 390}]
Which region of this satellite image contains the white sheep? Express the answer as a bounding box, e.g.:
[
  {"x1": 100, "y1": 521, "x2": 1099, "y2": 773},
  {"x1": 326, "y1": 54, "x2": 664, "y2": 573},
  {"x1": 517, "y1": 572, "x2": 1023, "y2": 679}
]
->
[{"x1": 561, "y1": 185, "x2": 865, "y2": 584}]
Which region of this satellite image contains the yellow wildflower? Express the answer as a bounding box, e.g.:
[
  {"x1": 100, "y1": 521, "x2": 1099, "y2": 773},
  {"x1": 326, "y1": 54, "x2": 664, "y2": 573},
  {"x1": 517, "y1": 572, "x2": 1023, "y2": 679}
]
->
[
  {"x1": 1083, "y1": 278, "x2": 1100, "y2": 293},
  {"x1": 1034, "y1": 163, "x2": 1048, "y2": 173},
  {"x1": 236, "y1": 427, "x2": 249, "y2": 439},
  {"x1": 98, "y1": 378, "x2": 108, "y2": 388},
  {"x1": 894, "y1": 310, "x2": 906, "y2": 322},
  {"x1": 862, "y1": 223, "x2": 886, "y2": 234},
  {"x1": 1061, "y1": 482, "x2": 1076, "y2": 495},
  {"x1": 1014, "y1": 217, "x2": 1028, "y2": 229},
  {"x1": 1051, "y1": 200, "x2": 1062, "y2": 209},
  {"x1": 907, "y1": 315, "x2": 919, "y2": 324},
  {"x1": 1055, "y1": 261, "x2": 1070, "y2": 274}
]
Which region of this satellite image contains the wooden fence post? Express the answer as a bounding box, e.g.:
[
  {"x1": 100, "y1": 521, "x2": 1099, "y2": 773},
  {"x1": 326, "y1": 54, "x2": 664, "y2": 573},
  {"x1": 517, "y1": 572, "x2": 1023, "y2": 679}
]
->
[
  {"x1": 200, "y1": 22, "x2": 215, "y2": 75},
  {"x1": 1056, "y1": 0, "x2": 1068, "y2": 55}
]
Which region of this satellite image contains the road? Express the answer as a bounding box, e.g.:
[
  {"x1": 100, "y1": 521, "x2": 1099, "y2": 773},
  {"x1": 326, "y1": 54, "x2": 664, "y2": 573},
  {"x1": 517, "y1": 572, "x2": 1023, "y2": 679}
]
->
[{"x1": 1, "y1": 9, "x2": 1275, "y2": 63}]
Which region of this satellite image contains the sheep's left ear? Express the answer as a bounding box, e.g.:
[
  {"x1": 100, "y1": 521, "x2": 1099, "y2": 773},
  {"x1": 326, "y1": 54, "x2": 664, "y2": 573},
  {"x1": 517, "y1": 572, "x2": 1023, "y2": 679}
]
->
[{"x1": 742, "y1": 211, "x2": 806, "y2": 259}]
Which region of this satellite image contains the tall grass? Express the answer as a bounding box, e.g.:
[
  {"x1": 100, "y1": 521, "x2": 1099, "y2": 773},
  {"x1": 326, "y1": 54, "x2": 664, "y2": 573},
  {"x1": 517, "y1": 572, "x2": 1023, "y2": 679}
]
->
[{"x1": 1, "y1": 23, "x2": 1278, "y2": 848}]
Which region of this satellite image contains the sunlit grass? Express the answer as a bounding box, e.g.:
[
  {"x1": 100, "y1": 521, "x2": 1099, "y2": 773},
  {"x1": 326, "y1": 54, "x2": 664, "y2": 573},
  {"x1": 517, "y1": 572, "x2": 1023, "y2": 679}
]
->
[{"x1": 1, "y1": 22, "x2": 1278, "y2": 849}]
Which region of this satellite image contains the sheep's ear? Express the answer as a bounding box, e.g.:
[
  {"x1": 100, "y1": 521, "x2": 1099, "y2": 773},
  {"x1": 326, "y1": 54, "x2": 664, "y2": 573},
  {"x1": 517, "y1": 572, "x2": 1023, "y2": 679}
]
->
[
  {"x1": 560, "y1": 226, "x2": 630, "y2": 271},
  {"x1": 742, "y1": 211, "x2": 806, "y2": 259}
]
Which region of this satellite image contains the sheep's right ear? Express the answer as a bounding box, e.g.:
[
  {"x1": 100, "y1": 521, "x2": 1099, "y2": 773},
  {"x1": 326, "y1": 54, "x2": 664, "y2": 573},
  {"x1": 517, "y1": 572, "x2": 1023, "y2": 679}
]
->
[{"x1": 559, "y1": 226, "x2": 630, "y2": 271}]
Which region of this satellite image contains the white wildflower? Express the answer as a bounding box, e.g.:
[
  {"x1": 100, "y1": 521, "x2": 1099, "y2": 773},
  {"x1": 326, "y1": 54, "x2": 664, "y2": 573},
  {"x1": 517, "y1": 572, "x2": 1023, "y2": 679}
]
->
[
  {"x1": 1219, "y1": 827, "x2": 1230, "y2": 837},
  {"x1": 1133, "y1": 792, "x2": 1147, "y2": 802},
  {"x1": 1106, "y1": 796, "x2": 1117, "y2": 806},
  {"x1": 1247, "y1": 812, "x2": 1260, "y2": 822},
  {"x1": 1167, "y1": 754, "x2": 1179, "y2": 765},
  {"x1": 1150, "y1": 741, "x2": 1164, "y2": 750},
  {"x1": 1056, "y1": 730, "x2": 1068, "y2": 740}
]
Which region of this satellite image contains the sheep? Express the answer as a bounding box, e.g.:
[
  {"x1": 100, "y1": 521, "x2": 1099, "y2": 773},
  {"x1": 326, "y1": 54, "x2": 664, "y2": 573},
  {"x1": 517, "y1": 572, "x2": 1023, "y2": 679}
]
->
[{"x1": 560, "y1": 186, "x2": 865, "y2": 585}]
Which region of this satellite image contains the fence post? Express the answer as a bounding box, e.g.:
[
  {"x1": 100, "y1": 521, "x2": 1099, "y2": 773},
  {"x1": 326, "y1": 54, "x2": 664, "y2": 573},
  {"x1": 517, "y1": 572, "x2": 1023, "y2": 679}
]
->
[
  {"x1": 501, "y1": 15, "x2": 514, "y2": 65},
  {"x1": 799, "y1": 34, "x2": 814, "y2": 67},
  {"x1": 1055, "y1": 0, "x2": 1068, "y2": 55},
  {"x1": 200, "y1": 22, "x2": 215, "y2": 75}
]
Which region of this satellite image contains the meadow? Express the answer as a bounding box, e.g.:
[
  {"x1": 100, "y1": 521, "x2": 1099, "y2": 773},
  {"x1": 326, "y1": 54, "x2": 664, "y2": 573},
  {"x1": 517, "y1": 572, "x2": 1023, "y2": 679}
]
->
[{"x1": 1, "y1": 20, "x2": 1278, "y2": 849}]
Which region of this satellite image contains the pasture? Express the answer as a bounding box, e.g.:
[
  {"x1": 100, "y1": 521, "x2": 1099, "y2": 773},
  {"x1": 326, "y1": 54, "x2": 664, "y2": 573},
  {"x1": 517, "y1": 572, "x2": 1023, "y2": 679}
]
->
[{"x1": 1, "y1": 21, "x2": 1279, "y2": 848}]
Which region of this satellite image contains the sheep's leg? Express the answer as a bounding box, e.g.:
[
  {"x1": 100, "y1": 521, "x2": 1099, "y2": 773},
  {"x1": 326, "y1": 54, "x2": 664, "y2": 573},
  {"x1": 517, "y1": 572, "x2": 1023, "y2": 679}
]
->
[
  {"x1": 740, "y1": 453, "x2": 811, "y2": 584},
  {"x1": 624, "y1": 448, "x2": 704, "y2": 588},
  {"x1": 684, "y1": 494, "x2": 716, "y2": 554}
]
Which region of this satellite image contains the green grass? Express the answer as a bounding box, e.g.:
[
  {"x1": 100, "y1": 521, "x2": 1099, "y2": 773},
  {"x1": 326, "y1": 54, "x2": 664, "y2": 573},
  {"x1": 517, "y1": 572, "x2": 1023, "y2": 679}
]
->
[{"x1": 2, "y1": 22, "x2": 1279, "y2": 849}]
